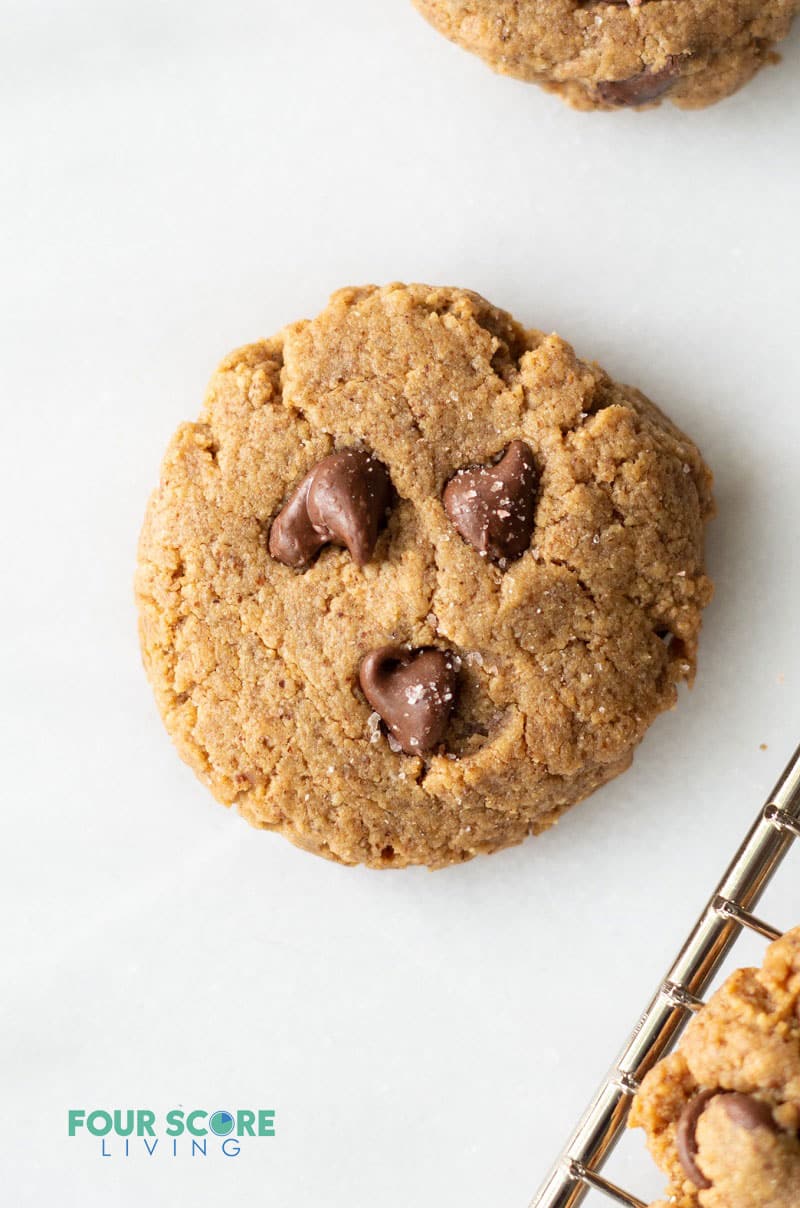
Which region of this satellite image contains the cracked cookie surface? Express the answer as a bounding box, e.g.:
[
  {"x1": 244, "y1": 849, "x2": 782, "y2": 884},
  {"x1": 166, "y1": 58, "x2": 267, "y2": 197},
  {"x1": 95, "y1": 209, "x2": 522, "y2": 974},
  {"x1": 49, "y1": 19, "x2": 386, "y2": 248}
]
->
[
  {"x1": 631, "y1": 928, "x2": 800, "y2": 1207},
  {"x1": 135, "y1": 283, "x2": 714, "y2": 868},
  {"x1": 411, "y1": 0, "x2": 800, "y2": 111}
]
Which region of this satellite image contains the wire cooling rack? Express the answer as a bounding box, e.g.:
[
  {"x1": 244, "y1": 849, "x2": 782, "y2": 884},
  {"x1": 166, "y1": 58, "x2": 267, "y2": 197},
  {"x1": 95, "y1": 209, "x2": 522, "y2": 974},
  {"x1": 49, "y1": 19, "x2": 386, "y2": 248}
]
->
[{"x1": 530, "y1": 742, "x2": 800, "y2": 1208}]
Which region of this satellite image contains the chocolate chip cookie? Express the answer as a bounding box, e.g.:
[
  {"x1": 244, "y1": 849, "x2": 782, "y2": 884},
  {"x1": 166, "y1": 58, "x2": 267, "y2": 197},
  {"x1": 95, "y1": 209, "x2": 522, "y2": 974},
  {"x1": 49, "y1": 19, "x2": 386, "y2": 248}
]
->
[
  {"x1": 411, "y1": 0, "x2": 800, "y2": 110},
  {"x1": 135, "y1": 283, "x2": 714, "y2": 868},
  {"x1": 631, "y1": 927, "x2": 800, "y2": 1207}
]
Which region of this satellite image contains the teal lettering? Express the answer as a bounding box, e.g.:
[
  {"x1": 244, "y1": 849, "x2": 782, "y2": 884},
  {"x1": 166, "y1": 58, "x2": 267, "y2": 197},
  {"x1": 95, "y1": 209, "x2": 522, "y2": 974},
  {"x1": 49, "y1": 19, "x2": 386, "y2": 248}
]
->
[
  {"x1": 113, "y1": 1110, "x2": 134, "y2": 1137},
  {"x1": 138, "y1": 1110, "x2": 156, "y2": 1137},
  {"x1": 68, "y1": 1110, "x2": 85, "y2": 1136},
  {"x1": 165, "y1": 1109, "x2": 185, "y2": 1137},
  {"x1": 236, "y1": 1110, "x2": 255, "y2": 1137},
  {"x1": 87, "y1": 1111, "x2": 113, "y2": 1137},
  {"x1": 186, "y1": 1110, "x2": 207, "y2": 1137},
  {"x1": 258, "y1": 1110, "x2": 276, "y2": 1137}
]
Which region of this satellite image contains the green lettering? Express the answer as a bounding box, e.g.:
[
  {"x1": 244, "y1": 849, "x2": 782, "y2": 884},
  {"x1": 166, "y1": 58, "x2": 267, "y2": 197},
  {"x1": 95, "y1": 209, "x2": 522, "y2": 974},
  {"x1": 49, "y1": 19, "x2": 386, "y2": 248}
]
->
[
  {"x1": 237, "y1": 1110, "x2": 255, "y2": 1137},
  {"x1": 187, "y1": 1110, "x2": 207, "y2": 1136},
  {"x1": 138, "y1": 1110, "x2": 156, "y2": 1137},
  {"x1": 165, "y1": 1109, "x2": 185, "y2": 1137},
  {"x1": 68, "y1": 1110, "x2": 85, "y2": 1136},
  {"x1": 87, "y1": 1111, "x2": 113, "y2": 1137}
]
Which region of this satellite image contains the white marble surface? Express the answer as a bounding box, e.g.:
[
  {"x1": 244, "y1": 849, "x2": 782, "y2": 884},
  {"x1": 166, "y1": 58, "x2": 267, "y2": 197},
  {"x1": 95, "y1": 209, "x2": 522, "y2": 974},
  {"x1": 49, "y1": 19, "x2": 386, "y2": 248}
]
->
[{"x1": 3, "y1": 2, "x2": 800, "y2": 1205}]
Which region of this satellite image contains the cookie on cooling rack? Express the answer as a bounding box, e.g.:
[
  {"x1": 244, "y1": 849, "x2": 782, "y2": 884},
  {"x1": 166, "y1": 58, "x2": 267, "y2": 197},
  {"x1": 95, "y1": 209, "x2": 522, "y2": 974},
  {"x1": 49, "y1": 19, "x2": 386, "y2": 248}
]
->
[
  {"x1": 631, "y1": 926, "x2": 800, "y2": 1208},
  {"x1": 136, "y1": 283, "x2": 713, "y2": 868},
  {"x1": 411, "y1": 0, "x2": 800, "y2": 110}
]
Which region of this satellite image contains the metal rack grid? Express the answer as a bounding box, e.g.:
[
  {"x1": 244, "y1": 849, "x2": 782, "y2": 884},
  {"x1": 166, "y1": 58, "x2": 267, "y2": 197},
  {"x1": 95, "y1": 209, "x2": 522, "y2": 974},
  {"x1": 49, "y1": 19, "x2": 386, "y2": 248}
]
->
[{"x1": 530, "y1": 742, "x2": 800, "y2": 1208}]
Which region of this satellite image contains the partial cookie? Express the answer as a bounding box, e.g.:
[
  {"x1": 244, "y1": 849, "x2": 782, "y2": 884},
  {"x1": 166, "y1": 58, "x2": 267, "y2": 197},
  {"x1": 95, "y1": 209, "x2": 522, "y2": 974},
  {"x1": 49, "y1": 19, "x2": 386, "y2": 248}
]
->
[
  {"x1": 630, "y1": 927, "x2": 800, "y2": 1207},
  {"x1": 411, "y1": 0, "x2": 800, "y2": 111},
  {"x1": 136, "y1": 283, "x2": 714, "y2": 868}
]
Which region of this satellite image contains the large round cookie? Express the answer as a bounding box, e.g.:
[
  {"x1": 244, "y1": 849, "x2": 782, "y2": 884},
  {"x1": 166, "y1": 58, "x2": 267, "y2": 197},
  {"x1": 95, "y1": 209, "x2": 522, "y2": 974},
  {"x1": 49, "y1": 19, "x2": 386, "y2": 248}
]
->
[
  {"x1": 631, "y1": 927, "x2": 800, "y2": 1207},
  {"x1": 136, "y1": 284, "x2": 714, "y2": 869},
  {"x1": 411, "y1": 0, "x2": 800, "y2": 111}
]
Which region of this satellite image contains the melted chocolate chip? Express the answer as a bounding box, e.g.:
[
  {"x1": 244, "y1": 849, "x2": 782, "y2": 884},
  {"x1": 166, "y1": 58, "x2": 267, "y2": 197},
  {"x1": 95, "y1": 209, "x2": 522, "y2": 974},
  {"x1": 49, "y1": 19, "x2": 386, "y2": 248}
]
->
[
  {"x1": 677, "y1": 1090, "x2": 782, "y2": 1188},
  {"x1": 359, "y1": 645, "x2": 459, "y2": 755},
  {"x1": 269, "y1": 449, "x2": 392, "y2": 569},
  {"x1": 596, "y1": 58, "x2": 681, "y2": 107},
  {"x1": 442, "y1": 440, "x2": 538, "y2": 563},
  {"x1": 676, "y1": 1090, "x2": 717, "y2": 1189},
  {"x1": 720, "y1": 1094, "x2": 778, "y2": 1134},
  {"x1": 267, "y1": 474, "x2": 322, "y2": 568}
]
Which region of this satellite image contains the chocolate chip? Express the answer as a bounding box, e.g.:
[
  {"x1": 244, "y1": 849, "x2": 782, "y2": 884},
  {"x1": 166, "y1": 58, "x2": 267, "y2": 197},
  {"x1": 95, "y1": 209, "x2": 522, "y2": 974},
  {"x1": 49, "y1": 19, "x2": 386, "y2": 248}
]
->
[
  {"x1": 268, "y1": 472, "x2": 323, "y2": 568},
  {"x1": 596, "y1": 58, "x2": 681, "y2": 107},
  {"x1": 269, "y1": 449, "x2": 392, "y2": 569},
  {"x1": 359, "y1": 645, "x2": 459, "y2": 755},
  {"x1": 677, "y1": 1090, "x2": 783, "y2": 1187},
  {"x1": 676, "y1": 1090, "x2": 717, "y2": 1189},
  {"x1": 442, "y1": 441, "x2": 538, "y2": 563},
  {"x1": 720, "y1": 1094, "x2": 778, "y2": 1134}
]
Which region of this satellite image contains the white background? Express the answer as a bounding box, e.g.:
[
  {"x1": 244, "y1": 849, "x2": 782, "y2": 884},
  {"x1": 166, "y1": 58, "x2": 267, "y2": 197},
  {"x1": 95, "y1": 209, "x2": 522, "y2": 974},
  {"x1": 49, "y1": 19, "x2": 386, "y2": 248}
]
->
[{"x1": 3, "y1": 2, "x2": 800, "y2": 1205}]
